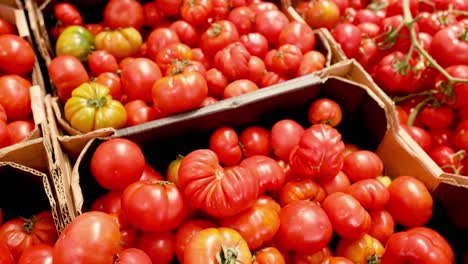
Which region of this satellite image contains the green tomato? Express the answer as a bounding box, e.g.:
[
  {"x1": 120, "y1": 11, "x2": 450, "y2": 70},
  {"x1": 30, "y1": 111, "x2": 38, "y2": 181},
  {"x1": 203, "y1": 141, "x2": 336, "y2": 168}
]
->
[{"x1": 56, "y1": 25, "x2": 94, "y2": 61}]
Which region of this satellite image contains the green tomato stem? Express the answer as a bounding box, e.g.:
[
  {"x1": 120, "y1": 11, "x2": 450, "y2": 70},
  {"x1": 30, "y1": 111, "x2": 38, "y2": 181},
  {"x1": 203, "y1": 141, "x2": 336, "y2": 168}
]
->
[{"x1": 406, "y1": 96, "x2": 433, "y2": 127}]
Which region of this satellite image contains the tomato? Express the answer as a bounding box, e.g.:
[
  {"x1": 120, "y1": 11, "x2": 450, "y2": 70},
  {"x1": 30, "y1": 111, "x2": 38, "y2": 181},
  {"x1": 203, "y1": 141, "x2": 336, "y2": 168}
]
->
[
  {"x1": 17, "y1": 244, "x2": 53, "y2": 264},
  {"x1": 156, "y1": 0, "x2": 183, "y2": 16},
  {"x1": 292, "y1": 247, "x2": 333, "y2": 264},
  {"x1": 155, "y1": 43, "x2": 193, "y2": 73},
  {"x1": 275, "y1": 200, "x2": 332, "y2": 253},
  {"x1": 308, "y1": 98, "x2": 342, "y2": 127},
  {"x1": 435, "y1": 65, "x2": 468, "y2": 109},
  {"x1": 0, "y1": 35, "x2": 35, "y2": 75},
  {"x1": 95, "y1": 72, "x2": 122, "y2": 101},
  {"x1": 240, "y1": 33, "x2": 269, "y2": 59},
  {"x1": 223, "y1": 79, "x2": 259, "y2": 99},
  {"x1": 53, "y1": 2, "x2": 82, "y2": 26},
  {"x1": 200, "y1": 96, "x2": 219, "y2": 106},
  {"x1": 386, "y1": 0, "x2": 418, "y2": 16},
  {"x1": 377, "y1": 15, "x2": 418, "y2": 53},
  {"x1": 322, "y1": 192, "x2": 371, "y2": 239},
  {"x1": 0, "y1": 243, "x2": 14, "y2": 264},
  {"x1": 0, "y1": 75, "x2": 31, "y2": 121},
  {"x1": 320, "y1": 171, "x2": 351, "y2": 195},
  {"x1": 357, "y1": 22, "x2": 380, "y2": 38},
  {"x1": 54, "y1": 212, "x2": 119, "y2": 263},
  {"x1": 90, "y1": 191, "x2": 125, "y2": 224},
  {"x1": 454, "y1": 120, "x2": 468, "y2": 151},
  {"x1": 209, "y1": 126, "x2": 242, "y2": 166},
  {"x1": 261, "y1": 71, "x2": 287, "y2": 88},
  {"x1": 48, "y1": 55, "x2": 89, "y2": 103},
  {"x1": 430, "y1": 25, "x2": 468, "y2": 68},
  {"x1": 270, "y1": 119, "x2": 304, "y2": 161},
  {"x1": 402, "y1": 125, "x2": 433, "y2": 152},
  {"x1": 248, "y1": 56, "x2": 266, "y2": 86},
  {"x1": 429, "y1": 145, "x2": 462, "y2": 173},
  {"x1": 214, "y1": 42, "x2": 251, "y2": 81},
  {"x1": 178, "y1": 149, "x2": 259, "y2": 217},
  {"x1": 418, "y1": 11, "x2": 457, "y2": 36},
  {"x1": 343, "y1": 143, "x2": 360, "y2": 158},
  {"x1": 0, "y1": 121, "x2": 10, "y2": 148},
  {"x1": 368, "y1": 210, "x2": 394, "y2": 245},
  {"x1": 346, "y1": 178, "x2": 389, "y2": 210},
  {"x1": 332, "y1": 23, "x2": 361, "y2": 58},
  {"x1": 239, "y1": 126, "x2": 271, "y2": 157},
  {"x1": 305, "y1": 0, "x2": 341, "y2": 29},
  {"x1": 143, "y1": 2, "x2": 165, "y2": 27},
  {"x1": 254, "y1": 10, "x2": 289, "y2": 46},
  {"x1": 7, "y1": 121, "x2": 35, "y2": 144},
  {"x1": 205, "y1": 68, "x2": 228, "y2": 98},
  {"x1": 228, "y1": 7, "x2": 255, "y2": 36},
  {"x1": 240, "y1": 156, "x2": 285, "y2": 194},
  {"x1": 120, "y1": 58, "x2": 162, "y2": 104},
  {"x1": 321, "y1": 256, "x2": 354, "y2": 264},
  {"x1": 87, "y1": 51, "x2": 118, "y2": 77},
  {"x1": 279, "y1": 178, "x2": 326, "y2": 207},
  {"x1": 428, "y1": 129, "x2": 453, "y2": 147},
  {"x1": 279, "y1": 21, "x2": 315, "y2": 54},
  {"x1": 115, "y1": 248, "x2": 151, "y2": 264},
  {"x1": 138, "y1": 164, "x2": 162, "y2": 182},
  {"x1": 297, "y1": 50, "x2": 326, "y2": 76},
  {"x1": 249, "y1": 1, "x2": 278, "y2": 14},
  {"x1": 180, "y1": 0, "x2": 213, "y2": 26},
  {"x1": 354, "y1": 38, "x2": 379, "y2": 72},
  {"x1": 353, "y1": 9, "x2": 381, "y2": 25},
  {"x1": 221, "y1": 196, "x2": 280, "y2": 250},
  {"x1": 146, "y1": 28, "x2": 180, "y2": 60},
  {"x1": 200, "y1": 20, "x2": 240, "y2": 58},
  {"x1": 342, "y1": 150, "x2": 384, "y2": 183},
  {"x1": 90, "y1": 138, "x2": 145, "y2": 191},
  {"x1": 64, "y1": 82, "x2": 127, "y2": 133},
  {"x1": 0, "y1": 211, "x2": 57, "y2": 260},
  {"x1": 175, "y1": 220, "x2": 217, "y2": 263},
  {"x1": 84, "y1": 23, "x2": 105, "y2": 36},
  {"x1": 55, "y1": 26, "x2": 94, "y2": 61},
  {"x1": 381, "y1": 227, "x2": 454, "y2": 264},
  {"x1": 290, "y1": 124, "x2": 345, "y2": 181},
  {"x1": 122, "y1": 180, "x2": 187, "y2": 232},
  {"x1": 134, "y1": 231, "x2": 175, "y2": 264},
  {"x1": 169, "y1": 20, "x2": 199, "y2": 47},
  {"x1": 373, "y1": 51, "x2": 416, "y2": 94},
  {"x1": 103, "y1": 0, "x2": 144, "y2": 31},
  {"x1": 212, "y1": 0, "x2": 246, "y2": 19},
  {"x1": 94, "y1": 28, "x2": 142, "y2": 61},
  {"x1": 0, "y1": 19, "x2": 16, "y2": 35},
  {"x1": 336, "y1": 234, "x2": 384, "y2": 264},
  {"x1": 265, "y1": 44, "x2": 303, "y2": 77},
  {"x1": 124, "y1": 100, "x2": 157, "y2": 127},
  {"x1": 254, "y1": 247, "x2": 285, "y2": 264}
]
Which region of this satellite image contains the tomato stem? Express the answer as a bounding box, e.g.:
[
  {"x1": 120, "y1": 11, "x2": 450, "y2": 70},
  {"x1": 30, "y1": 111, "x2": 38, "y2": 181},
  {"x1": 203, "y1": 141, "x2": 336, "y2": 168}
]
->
[
  {"x1": 406, "y1": 96, "x2": 434, "y2": 126},
  {"x1": 216, "y1": 245, "x2": 239, "y2": 264},
  {"x1": 459, "y1": 28, "x2": 468, "y2": 41},
  {"x1": 392, "y1": 89, "x2": 438, "y2": 103}
]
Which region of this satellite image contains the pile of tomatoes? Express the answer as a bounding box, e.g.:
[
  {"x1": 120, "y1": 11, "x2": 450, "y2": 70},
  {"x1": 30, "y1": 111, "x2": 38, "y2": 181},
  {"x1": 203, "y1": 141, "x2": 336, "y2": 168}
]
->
[
  {"x1": 40, "y1": 97, "x2": 454, "y2": 264},
  {"x1": 293, "y1": 0, "x2": 468, "y2": 176},
  {"x1": 46, "y1": 0, "x2": 328, "y2": 133},
  {"x1": 0, "y1": 18, "x2": 38, "y2": 149}
]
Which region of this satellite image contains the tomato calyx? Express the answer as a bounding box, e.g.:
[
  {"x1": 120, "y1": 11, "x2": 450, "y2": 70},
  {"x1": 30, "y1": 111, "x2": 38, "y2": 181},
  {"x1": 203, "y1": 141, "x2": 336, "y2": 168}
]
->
[
  {"x1": 367, "y1": 254, "x2": 381, "y2": 264},
  {"x1": 207, "y1": 23, "x2": 222, "y2": 38},
  {"x1": 169, "y1": 59, "x2": 191, "y2": 75},
  {"x1": 20, "y1": 216, "x2": 37, "y2": 233},
  {"x1": 375, "y1": 25, "x2": 402, "y2": 50},
  {"x1": 216, "y1": 245, "x2": 239, "y2": 264},
  {"x1": 459, "y1": 28, "x2": 468, "y2": 41},
  {"x1": 367, "y1": 0, "x2": 388, "y2": 11},
  {"x1": 87, "y1": 95, "x2": 108, "y2": 108}
]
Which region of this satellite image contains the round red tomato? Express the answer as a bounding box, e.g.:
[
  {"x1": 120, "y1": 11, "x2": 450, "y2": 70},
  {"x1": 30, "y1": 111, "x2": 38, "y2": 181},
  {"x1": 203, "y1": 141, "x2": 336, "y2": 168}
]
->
[
  {"x1": 124, "y1": 100, "x2": 158, "y2": 127},
  {"x1": 270, "y1": 119, "x2": 304, "y2": 161},
  {"x1": 103, "y1": 0, "x2": 144, "y2": 31},
  {"x1": 174, "y1": 220, "x2": 217, "y2": 263},
  {"x1": 0, "y1": 35, "x2": 35, "y2": 75},
  {"x1": 429, "y1": 145, "x2": 462, "y2": 173},
  {"x1": 254, "y1": 10, "x2": 289, "y2": 46},
  {"x1": 342, "y1": 150, "x2": 384, "y2": 183},
  {"x1": 279, "y1": 21, "x2": 316, "y2": 54},
  {"x1": 0, "y1": 121, "x2": 10, "y2": 148},
  {"x1": 420, "y1": 105, "x2": 454, "y2": 130},
  {"x1": 322, "y1": 257, "x2": 354, "y2": 264},
  {"x1": 373, "y1": 51, "x2": 415, "y2": 94},
  {"x1": 279, "y1": 178, "x2": 326, "y2": 207},
  {"x1": 332, "y1": 23, "x2": 362, "y2": 58},
  {"x1": 214, "y1": 42, "x2": 251, "y2": 81},
  {"x1": 275, "y1": 200, "x2": 333, "y2": 253},
  {"x1": 209, "y1": 126, "x2": 242, "y2": 166},
  {"x1": 320, "y1": 170, "x2": 351, "y2": 195},
  {"x1": 292, "y1": 247, "x2": 333, "y2": 264},
  {"x1": 53, "y1": 2, "x2": 82, "y2": 26},
  {"x1": 240, "y1": 155, "x2": 285, "y2": 193},
  {"x1": 401, "y1": 125, "x2": 433, "y2": 152},
  {"x1": 240, "y1": 33, "x2": 269, "y2": 59},
  {"x1": 0, "y1": 75, "x2": 31, "y2": 121},
  {"x1": 7, "y1": 121, "x2": 35, "y2": 144},
  {"x1": 305, "y1": 0, "x2": 340, "y2": 29},
  {"x1": 206, "y1": 68, "x2": 228, "y2": 98},
  {"x1": 180, "y1": 0, "x2": 213, "y2": 26},
  {"x1": 146, "y1": 27, "x2": 180, "y2": 60},
  {"x1": 0, "y1": 243, "x2": 14, "y2": 264},
  {"x1": 95, "y1": 72, "x2": 122, "y2": 101},
  {"x1": 143, "y1": 2, "x2": 166, "y2": 27},
  {"x1": 297, "y1": 50, "x2": 327, "y2": 76},
  {"x1": 120, "y1": 58, "x2": 162, "y2": 104},
  {"x1": 135, "y1": 232, "x2": 175, "y2": 264},
  {"x1": 17, "y1": 244, "x2": 53, "y2": 264},
  {"x1": 248, "y1": 56, "x2": 266, "y2": 86},
  {"x1": 435, "y1": 65, "x2": 468, "y2": 109},
  {"x1": 261, "y1": 71, "x2": 287, "y2": 88},
  {"x1": 308, "y1": 98, "x2": 342, "y2": 127},
  {"x1": 155, "y1": 43, "x2": 193, "y2": 73},
  {"x1": 53, "y1": 212, "x2": 120, "y2": 264},
  {"x1": 386, "y1": 176, "x2": 433, "y2": 227},
  {"x1": 178, "y1": 149, "x2": 259, "y2": 218},
  {"x1": 228, "y1": 6, "x2": 255, "y2": 35},
  {"x1": 200, "y1": 20, "x2": 239, "y2": 58},
  {"x1": 346, "y1": 179, "x2": 389, "y2": 210},
  {"x1": 223, "y1": 79, "x2": 259, "y2": 99},
  {"x1": 0, "y1": 19, "x2": 16, "y2": 35},
  {"x1": 48, "y1": 55, "x2": 89, "y2": 103},
  {"x1": 239, "y1": 126, "x2": 271, "y2": 157},
  {"x1": 87, "y1": 50, "x2": 119, "y2": 77},
  {"x1": 265, "y1": 44, "x2": 303, "y2": 77},
  {"x1": 430, "y1": 24, "x2": 468, "y2": 68},
  {"x1": 90, "y1": 138, "x2": 146, "y2": 191},
  {"x1": 169, "y1": 20, "x2": 199, "y2": 47},
  {"x1": 253, "y1": 247, "x2": 286, "y2": 264},
  {"x1": 368, "y1": 210, "x2": 395, "y2": 245},
  {"x1": 90, "y1": 191, "x2": 125, "y2": 226},
  {"x1": 115, "y1": 248, "x2": 151, "y2": 264}
]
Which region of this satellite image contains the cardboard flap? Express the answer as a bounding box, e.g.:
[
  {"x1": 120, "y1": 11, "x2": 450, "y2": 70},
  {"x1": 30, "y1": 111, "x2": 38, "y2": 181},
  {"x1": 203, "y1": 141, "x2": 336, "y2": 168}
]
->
[
  {"x1": 30, "y1": 85, "x2": 47, "y2": 125},
  {"x1": 0, "y1": 138, "x2": 48, "y2": 173},
  {"x1": 439, "y1": 173, "x2": 468, "y2": 188}
]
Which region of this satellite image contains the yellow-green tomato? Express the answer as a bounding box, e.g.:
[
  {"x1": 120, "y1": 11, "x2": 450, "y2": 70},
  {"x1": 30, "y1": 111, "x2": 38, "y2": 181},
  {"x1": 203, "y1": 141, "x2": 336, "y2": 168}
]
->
[
  {"x1": 56, "y1": 25, "x2": 94, "y2": 61},
  {"x1": 64, "y1": 82, "x2": 127, "y2": 133},
  {"x1": 94, "y1": 27, "x2": 142, "y2": 60}
]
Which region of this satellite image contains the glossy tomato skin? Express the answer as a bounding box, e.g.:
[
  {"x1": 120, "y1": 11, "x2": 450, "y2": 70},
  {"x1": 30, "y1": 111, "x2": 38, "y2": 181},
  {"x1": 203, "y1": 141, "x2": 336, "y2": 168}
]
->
[
  {"x1": 120, "y1": 58, "x2": 162, "y2": 104},
  {"x1": 200, "y1": 20, "x2": 240, "y2": 58},
  {"x1": 116, "y1": 248, "x2": 151, "y2": 264},
  {"x1": 290, "y1": 124, "x2": 345, "y2": 181},
  {"x1": 305, "y1": 0, "x2": 341, "y2": 29},
  {"x1": 342, "y1": 150, "x2": 384, "y2": 182},
  {"x1": 7, "y1": 120, "x2": 35, "y2": 144},
  {"x1": 265, "y1": 44, "x2": 303, "y2": 77},
  {"x1": 55, "y1": 26, "x2": 94, "y2": 62},
  {"x1": 275, "y1": 200, "x2": 332, "y2": 253},
  {"x1": 87, "y1": 50, "x2": 119, "y2": 76},
  {"x1": 386, "y1": 176, "x2": 433, "y2": 228},
  {"x1": 373, "y1": 51, "x2": 415, "y2": 94},
  {"x1": 270, "y1": 119, "x2": 304, "y2": 161},
  {"x1": 95, "y1": 72, "x2": 122, "y2": 101},
  {"x1": 155, "y1": 43, "x2": 193, "y2": 73},
  {"x1": 346, "y1": 179, "x2": 389, "y2": 210},
  {"x1": 146, "y1": 28, "x2": 180, "y2": 60},
  {"x1": 430, "y1": 24, "x2": 468, "y2": 68},
  {"x1": 332, "y1": 23, "x2": 362, "y2": 58},
  {"x1": 169, "y1": 20, "x2": 199, "y2": 47},
  {"x1": 48, "y1": 55, "x2": 89, "y2": 103},
  {"x1": 0, "y1": 35, "x2": 35, "y2": 75},
  {"x1": 178, "y1": 149, "x2": 259, "y2": 218},
  {"x1": 401, "y1": 125, "x2": 432, "y2": 152},
  {"x1": 291, "y1": 247, "x2": 333, "y2": 264},
  {"x1": 240, "y1": 155, "x2": 285, "y2": 193},
  {"x1": 0, "y1": 211, "x2": 57, "y2": 261},
  {"x1": 134, "y1": 232, "x2": 175, "y2": 264},
  {"x1": 103, "y1": 0, "x2": 144, "y2": 31},
  {"x1": 209, "y1": 126, "x2": 242, "y2": 166},
  {"x1": 253, "y1": 247, "x2": 285, "y2": 264},
  {"x1": 254, "y1": 10, "x2": 289, "y2": 46},
  {"x1": 240, "y1": 33, "x2": 269, "y2": 59},
  {"x1": 53, "y1": 212, "x2": 121, "y2": 263},
  {"x1": 321, "y1": 256, "x2": 354, "y2": 264},
  {"x1": 0, "y1": 243, "x2": 14, "y2": 264},
  {"x1": 228, "y1": 6, "x2": 255, "y2": 35},
  {"x1": 223, "y1": 79, "x2": 259, "y2": 99},
  {"x1": 0, "y1": 121, "x2": 10, "y2": 148},
  {"x1": 90, "y1": 191, "x2": 125, "y2": 226},
  {"x1": 279, "y1": 21, "x2": 316, "y2": 54},
  {"x1": 94, "y1": 28, "x2": 143, "y2": 61},
  {"x1": 206, "y1": 68, "x2": 228, "y2": 98},
  {"x1": 17, "y1": 244, "x2": 53, "y2": 264},
  {"x1": 0, "y1": 75, "x2": 31, "y2": 121},
  {"x1": 308, "y1": 98, "x2": 342, "y2": 127},
  {"x1": 174, "y1": 220, "x2": 217, "y2": 263},
  {"x1": 214, "y1": 42, "x2": 251, "y2": 81},
  {"x1": 381, "y1": 227, "x2": 454, "y2": 264},
  {"x1": 320, "y1": 170, "x2": 351, "y2": 195},
  {"x1": 184, "y1": 227, "x2": 251, "y2": 264},
  {"x1": 0, "y1": 19, "x2": 16, "y2": 35},
  {"x1": 239, "y1": 126, "x2": 271, "y2": 157},
  {"x1": 322, "y1": 192, "x2": 371, "y2": 239},
  {"x1": 368, "y1": 210, "x2": 395, "y2": 245},
  {"x1": 143, "y1": 2, "x2": 165, "y2": 27},
  {"x1": 90, "y1": 138, "x2": 145, "y2": 191},
  {"x1": 336, "y1": 234, "x2": 384, "y2": 264},
  {"x1": 435, "y1": 65, "x2": 468, "y2": 109},
  {"x1": 124, "y1": 100, "x2": 157, "y2": 127},
  {"x1": 247, "y1": 56, "x2": 266, "y2": 86},
  {"x1": 279, "y1": 179, "x2": 326, "y2": 207}
]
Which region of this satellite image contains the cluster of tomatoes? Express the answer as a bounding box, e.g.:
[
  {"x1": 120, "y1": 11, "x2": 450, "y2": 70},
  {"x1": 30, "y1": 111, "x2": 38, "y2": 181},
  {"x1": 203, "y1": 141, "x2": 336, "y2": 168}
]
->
[
  {"x1": 0, "y1": 209, "x2": 57, "y2": 263},
  {"x1": 46, "y1": 0, "x2": 328, "y2": 133},
  {"x1": 0, "y1": 19, "x2": 38, "y2": 149},
  {"x1": 294, "y1": 0, "x2": 468, "y2": 175},
  {"x1": 41, "y1": 97, "x2": 454, "y2": 263}
]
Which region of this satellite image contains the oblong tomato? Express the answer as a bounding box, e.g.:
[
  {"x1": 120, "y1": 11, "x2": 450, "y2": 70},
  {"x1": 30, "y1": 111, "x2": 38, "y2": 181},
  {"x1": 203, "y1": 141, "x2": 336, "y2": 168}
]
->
[{"x1": 240, "y1": 155, "x2": 285, "y2": 193}]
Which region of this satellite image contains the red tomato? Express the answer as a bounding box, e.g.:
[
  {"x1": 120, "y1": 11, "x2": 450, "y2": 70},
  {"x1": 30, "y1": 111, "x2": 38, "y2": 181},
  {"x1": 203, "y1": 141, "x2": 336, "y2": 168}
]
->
[
  {"x1": 214, "y1": 42, "x2": 251, "y2": 81},
  {"x1": 373, "y1": 51, "x2": 415, "y2": 94},
  {"x1": 261, "y1": 71, "x2": 287, "y2": 88},
  {"x1": 305, "y1": 0, "x2": 341, "y2": 29},
  {"x1": 279, "y1": 21, "x2": 315, "y2": 54},
  {"x1": 247, "y1": 56, "x2": 266, "y2": 86},
  {"x1": 140, "y1": 163, "x2": 163, "y2": 181},
  {"x1": 428, "y1": 129, "x2": 453, "y2": 147},
  {"x1": 254, "y1": 10, "x2": 289, "y2": 46},
  {"x1": 53, "y1": 2, "x2": 82, "y2": 26},
  {"x1": 401, "y1": 125, "x2": 433, "y2": 152},
  {"x1": 386, "y1": 0, "x2": 418, "y2": 16},
  {"x1": 279, "y1": 178, "x2": 326, "y2": 207},
  {"x1": 221, "y1": 196, "x2": 281, "y2": 250},
  {"x1": 357, "y1": 22, "x2": 380, "y2": 38},
  {"x1": 429, "y1": 145, "x2": 462, "y2": 173},
  {"x1": 265, "y1": 44, "x2": 303, "y2": 77},
  {"x1": 0, "y1": 121, "x2": 10, "y2": 148},
  {"x1": 253, "y1": 247, "x2": 286, "y2": 264},
  {"x1": 48, "y1": 55, "x2": 89, "y2": 103},
  {"x1": 431, "y1": 25, "x2": 468, "y2": 68},
  {"x1": 239, "y1": 126, "x2": 271, "y2": 157},
  {"x1": 209, "y1": 126, "x2": 242, "y2": 166},
  {"x1": 240, "y1": 155, "x2": 285, "y2": 193},
  {"x1": 386, "y1": 176, "x2": 433, "y2": 227},
  {"x1": 353, "y1": 9, "x2": 382, "y2": 25},
  {"x1": 90, "y1": 191, "x2": 125, "y2": 225},
  {"x1": 377, "y1": 15, "x2": 418, "y2": 53},
  {"x1": 381, "y1": 227, "x2": 454, "y2": 264},
  {"x1": 0, "y1": 75, "x2": 31, "y2": 121},
  {"x1": 322, "y1": 257, "x2": 354, "y2": 264},
  {"x1": 322, "y1": 192, "x2": 371, "y2": 239},
  {"x1": 368, "y1": 210, "x2": 395, "y2": 245},
  {"x1": 90, "y1": 139, "x2": 146, "y2": 191},
  {"x1": 17, "y1": 244, "x2": 53, "y2": 264},
  {"x1": 178, "y1": 149, "x2": 260, "y2": 218},
  {"x1": 53, "y1": 212, "x2": 120, "y2": 264},
  {"x1": 0, "y1": 35, "x2": 35, "y2": 76},
  {"x1": 7, "y1": 121, "x2": 35, "y2": 144},
  {"x1": 292, "y1": 247, "x2": 333, "y2": 264},
  {"x1": 223, "y1": 79, "x2": 259, "y2": 99},
  {"x1": 346, "y1": 179, "x2": 389, "y2": 210},
  {"x1": 270, "y1": 119, "x2": 304, "y2": 161},
  {"x1": 122, "y1": 180, "x2": 187, "y2": 232},
  {"x1": 143, "y1": 2, "x2": 166, "y2": 27},
  {"x1": 0, "y1": 243, "x2": 14, "y2": 264},
  {"x1": 165, "y1": 59, "x2": 207, "y2": 77},
  {"x1": 124, "y1": 100, "x2": 157, "y2": 127},
  {"x1": 343, "y1": 143, "x2": 360, "y2": 158},
  {"x1": 103, "y1": 0, "x2": 144, "y2": 31},
  {"x1": 87, "y1": 50, "x2": 119, "y2": 77},
  {"x1": 153, "y1": 71, "x2": 208, "y2": 115},
  {"x1": 290, "y1": 124, "x2": 345, "y2": 181},
  {"x1": 275, "y1": 200, "x2": 333, "y2": 253},
  {"x1": 0, "y1": 19, "x2": 16, "y2": 35},
  {"x1": 155, "y1": 43, "x2": 193, "y2": 73},
  {"x1": 180, "y1": 0, "x2": 213, "y2": 26},
  {"x1": 174, "y1": 220, "x2": 217, "y2": 263},
  {"x1": 354, "y1": 38, "x2": 379, "y2": 72},
  {"x1": 191, "y1": 47, "x2": 211, "y2": 69},
  {"x1": 240, "y1": 33, "x2": 269, "y2": 59},
  {"x1": 116, "y1": 248, "x2": 151, "y2": 264},
  {"x1": 332, "y1": 23, "x2": 362, "y2": 58},
  {"x1": 169, "y1": 20, "x2": 199, "y2": 47},
  {"x1": 308, "y1": 98, "x2": 342, "y2": 127},
  {"x1": 435, "y1": 65, "x2": 468, "y2": 109},
  {"x1": 200, "y1": 96, "x2": 219, "y2": 106},
  {"x1": 336, "y1": 234, "x2": 384, "y2": 264},
  {"x1": 228, "y1": 7, "x2": 255, "y2": 35},
  {"x1": 146, "y1": 28, "x2": 180, "y2": 60},
  {"x1": 84, "y1": 23, "x2": 105, "y2": 36},
  {"x1": 454, "y1": 120, "x2": 468, "y2": 151},
  {"x1": 0, "y1": 104, "x2": 6, "y2": 123},
  {"x1": 420, "y1": 106, "x2": 454, "y2": 130},
  {"x1": 249, "y1": 1, "x2": 278, "y2": 14},
  {"x1": 95, "y1": 72, "x2": 122, "y2": 101},
  {"x1": 200, "y1": 20, "x2": 240, "y2": 58},
  {"x1": 342, "y1": 150, "x2": 384, "y2": 183},
  {"x1": 121, "y1": 58, "x2": 162, "y2": 104},
  {"x1": 134, "y1": 231, "x2": 175, "y2": 264},
  {"x1": 297, "y1": 50, "x2": 326, "y2": 76},
  {"x1": 206, "y1": 68, "x2": 228, "y2": 98},
  {"x1": 417, "y1": 11, "x2": 457, "y2": 35},
  {"x1": 320, "y1": 170, "x2": 351, "y2": 195}
]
